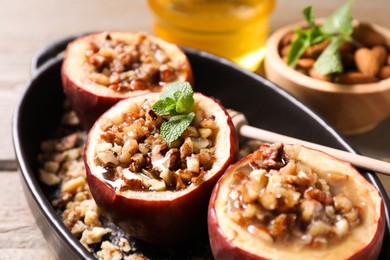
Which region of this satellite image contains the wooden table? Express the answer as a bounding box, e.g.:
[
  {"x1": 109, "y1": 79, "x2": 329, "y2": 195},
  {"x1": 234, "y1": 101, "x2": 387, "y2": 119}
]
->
[{"x1": 1, "y1": 0, "x2": 389, "y2": 258}]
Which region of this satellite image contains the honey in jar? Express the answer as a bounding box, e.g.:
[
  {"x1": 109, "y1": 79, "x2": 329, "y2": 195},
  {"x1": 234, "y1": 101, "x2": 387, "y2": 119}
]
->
[{"x1": 147, "y1": 0, "x2": 275, "y2": 71}]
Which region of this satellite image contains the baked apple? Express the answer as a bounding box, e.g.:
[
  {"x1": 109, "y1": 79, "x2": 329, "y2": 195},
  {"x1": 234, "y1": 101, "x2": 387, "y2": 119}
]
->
[
  {"x1": 84, "y1": 84, "x2": 238, "y2": 245},
  {"x1": 61, "y1": 31, "x2": 193, "y2": 129},
  {"x1": 208, "y1": 143, "x2": 385, "y2": 259}
]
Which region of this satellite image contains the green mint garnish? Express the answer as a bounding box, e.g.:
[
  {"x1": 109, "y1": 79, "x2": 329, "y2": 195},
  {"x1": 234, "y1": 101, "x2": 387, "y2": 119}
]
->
[
  {"x1": 152, "y1": 97, "x2": 177, "y2": 116},
  {"x1": 286, "y1": 29, "x2": 310, "y2": 67},
  {"x1": 286, "y1": 0, "x2": 355, "y2": 75},
  {"x1": 156, "y1": 82, "x2": 194, "y2": 114},
  {"x1": 314, "y1": 37, "x2": 344, "y2": 75},
  {"x1": 286, "y1": 6, "x2": 325, "y2": 67},
  {"x1": 160, "y1": 113, "x2": 195, "y2": 143},
  {"x1": 152, "y1": 82, "x2": 195, "y2": 143},
  {"x1": 322, "y1": 0, "x2": 354, "y2": 38}
]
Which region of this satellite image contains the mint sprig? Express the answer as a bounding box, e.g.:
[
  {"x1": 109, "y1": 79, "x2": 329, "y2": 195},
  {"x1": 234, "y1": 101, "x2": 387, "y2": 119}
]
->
[
  {"x1": 286, "y1": 6, "x2": 326, "y2": 67},
  {"x1": 322, "y1": 0, "x2": 354, "y2": 38},
  {"x1": 152, "y1": 82, "x2": 195, "y2": 143},
  {"x1": 314, "y1": 37, "x2": 343, "y2": 75},
  {"x1": 160, "y1": 113, "x2": 195, "y2": 143},
  {"x1": 287, "y1": 0, "x2": 355, "y2": 75}
]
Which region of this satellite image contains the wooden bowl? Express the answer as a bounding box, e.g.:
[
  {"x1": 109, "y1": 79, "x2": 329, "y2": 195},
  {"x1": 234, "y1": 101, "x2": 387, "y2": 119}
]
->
[{"x1": 264, "y1": 21, "x2": 390, "y2": 135}]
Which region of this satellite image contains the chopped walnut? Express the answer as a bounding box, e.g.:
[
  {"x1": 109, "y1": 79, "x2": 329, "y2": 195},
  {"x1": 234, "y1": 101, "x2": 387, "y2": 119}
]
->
[
  {"x1": 227, "y1": 143, "x2": 361, "y2": 247},
  {"x1": 86, "y1": 32, "x2": 181, "y2": 93},
  {"x1": 37, "y1": 104, "x2": 151, "y2": 258},
  {"x1": 80, "y1": 227, "x2": 111, "y2": 250},
  {"x1": 96, "y1": 241, "x2": 123, "y2": 260},
  {"x1": 94, "y1": 99, "x2": 217, "y2": 191},
  {"x1": 36, "y1": 102, "x2": 262, "y2": 258}
]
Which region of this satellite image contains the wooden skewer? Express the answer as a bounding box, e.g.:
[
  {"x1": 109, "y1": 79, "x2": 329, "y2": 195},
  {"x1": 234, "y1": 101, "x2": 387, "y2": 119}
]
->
[{"x1": 228, "y1": 109, "x2": 390, "y2": 176}]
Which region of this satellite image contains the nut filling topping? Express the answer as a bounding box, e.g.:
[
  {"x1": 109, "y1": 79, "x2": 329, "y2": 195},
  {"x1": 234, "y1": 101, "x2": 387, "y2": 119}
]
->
[
  {"x1": 94, "y1": 100, "x2": 217, "y2": 191},
  {"x1": 86, "y1": 33, "x2": 181, "y2": 92},
  {"x1": 227, "y1": 143, "x2": 361, "y2": 247}
]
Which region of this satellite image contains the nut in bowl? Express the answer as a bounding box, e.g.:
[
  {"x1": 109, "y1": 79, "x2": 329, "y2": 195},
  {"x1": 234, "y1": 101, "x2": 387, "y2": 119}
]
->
[{"x1": 264, "y1": 3, "x2": 390, "y2": 135}]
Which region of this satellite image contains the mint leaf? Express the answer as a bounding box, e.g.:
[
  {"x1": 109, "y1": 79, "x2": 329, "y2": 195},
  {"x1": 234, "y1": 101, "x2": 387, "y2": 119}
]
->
[
  {"x1": 302, "y1": 6, "x2": 325, "y2": 43},
  {"x1": 160, "y1": 113, "x2": 195, "y2": 143},
  {"x1": 287, "y1": 6, "x2": 326, "y2": 67},
  {"x1": 287, "y1": 27, "x2": 325, "y2": 67},
  {"x1": 152, "y1": 97, "x2": 176, "y2": 116},
  {"x1": 153, "y1": 82, "x2": 194, "y2": 115},
  {"x1": 322, "y1": 0, "x2": 354, "y2": 38},
  {"x1": 287, "y1": 36, "x2": 310, "y2": 66},
  {"x1": 174, "y1": 90, "x2": 194, "y2": 114},
  {"x1": 303, "y1": 6, "x2": 316, "y2": 28},
  {"x1": 160, "y1": 82, "x2": 192, "y2": 99},
  {"x1": 314, "y1": 37, "x2": 343, "y2": 75},
  {"x1": 310, "y1": 33, "x2": 326, "y2": 45},
  {"x1": 151, "y1": 81, "x2": 196, "y2": 143},
  {"x1": 286, "y1": 0, "x2": 355, "y2": 75}
]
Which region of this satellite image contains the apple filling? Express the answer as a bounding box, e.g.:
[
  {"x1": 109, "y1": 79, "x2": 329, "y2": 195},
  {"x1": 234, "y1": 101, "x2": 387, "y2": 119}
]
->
[
  {"x1": 93, "y1": 100, "x2": 217, "y2": 191},
  {"x1": 227, "y1": 143, "x2": 361, "y2": 247},
  {"x1": 86, "y1": 32, "x2": 181, "y2": 92}
]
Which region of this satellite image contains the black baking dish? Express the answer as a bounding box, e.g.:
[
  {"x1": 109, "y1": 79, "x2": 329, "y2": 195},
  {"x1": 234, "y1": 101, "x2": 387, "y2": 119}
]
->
[{"x1": 13, "y1": 36, "x2": 390, "y2": 259}]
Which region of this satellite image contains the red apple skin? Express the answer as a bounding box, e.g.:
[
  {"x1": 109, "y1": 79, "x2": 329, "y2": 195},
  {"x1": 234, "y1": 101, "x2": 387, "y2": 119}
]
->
[
  {"x1": 61, "y1": 32, "x2": 193, "y2": 130},
  {"x1": 208, "y1": 155, "x2": 266, "y2": 260},
  {"x1": 86, "y1": 161, "x2": 229, "y2": 244},
  {"x1": 61, "y1": 75, "x2": 120, "y2": 131},
  {"x1": 85, "y1": 93, "x2": 238, "y2": 245},
  {"x1": 208, "y1": 144, "x2": 386, "y2": 260},
  {"x1": 348, "y1": 209, "x2": 386, "y2": 260},
  {"x1": 208, "y1": 198, "x2": 263, "y2": 260}
]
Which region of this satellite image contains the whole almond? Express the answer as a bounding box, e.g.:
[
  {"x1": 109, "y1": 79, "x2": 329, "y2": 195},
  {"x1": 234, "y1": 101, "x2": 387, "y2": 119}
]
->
[
  {"x1": 281, "y1": 31, "x2": 297, "y2": 46},
  {"x1": 355, "y1": 48, "x2": 382, "y2": 76},
  {"x1": 372, "y1": 45, "x2": 388, "y2": 66},
  {"x1": 297, "y1": 58, "x2": 315, "y2": 69},
  {"x1": 280, "y1": 45, "x2": 290, "y2": 57},
  {"x1": 302, "y1": 39, "x2": 330, "y2": 59},
  {"x1": 378, "y1": 66, "x2": 390, "y2": 80},
  {"x1": 309, "y1": 68, "x2": 332, "y2": 82},
  {"x1": 336, "y1": 72, "x2": 378, "y2": 84},
  {"x1": 352, "y1": 23, "x2": 387, "y2": 47}
]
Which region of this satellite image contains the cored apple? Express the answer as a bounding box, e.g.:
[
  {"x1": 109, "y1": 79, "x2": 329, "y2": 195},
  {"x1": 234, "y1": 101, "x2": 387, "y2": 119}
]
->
[
  {"x1": 84, "y1": 92, "x2": 238, "y2": 245},
  {"x1": 61, "y1": 31, "x2": 193, "y2": 129},
  {"x1": 208, "y1": 143, "x2": 385, "y2": 260}
]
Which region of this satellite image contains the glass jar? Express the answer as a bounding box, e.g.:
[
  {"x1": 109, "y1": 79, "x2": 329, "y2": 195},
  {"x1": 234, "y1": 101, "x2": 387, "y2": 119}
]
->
[{"x1": 148, "y1": 0, "x2": 275, "y2": 71}]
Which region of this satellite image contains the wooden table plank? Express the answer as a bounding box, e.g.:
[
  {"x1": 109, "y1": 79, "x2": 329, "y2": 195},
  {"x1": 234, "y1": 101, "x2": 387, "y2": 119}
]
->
[
  {"x1": 0, "y1": 171, "x2": 56, "y2": 259},
  {"x1": 0, "y1": 86, "x2": 23, "y2": 162},
  {"x1": 0, "y1": 250, "x2": 57, "y2": 260}
]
